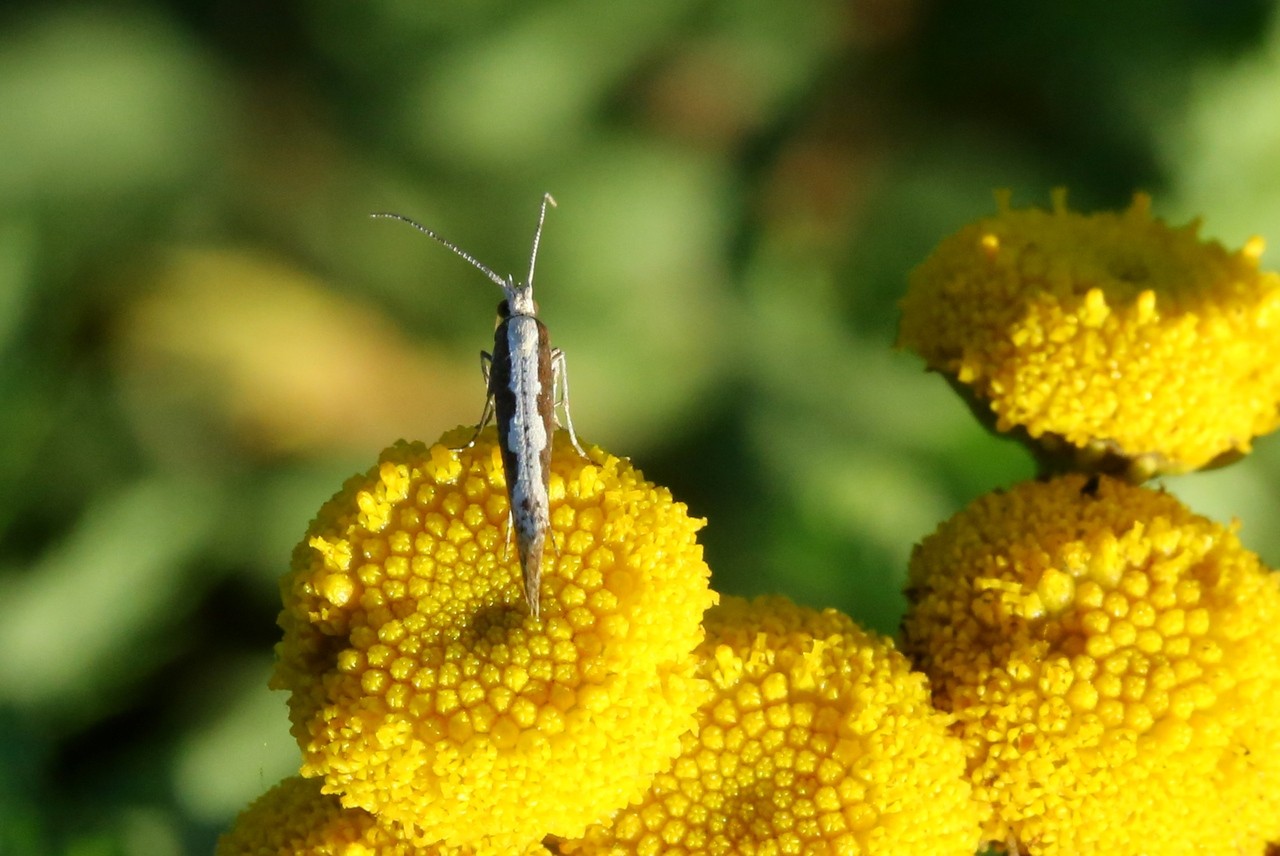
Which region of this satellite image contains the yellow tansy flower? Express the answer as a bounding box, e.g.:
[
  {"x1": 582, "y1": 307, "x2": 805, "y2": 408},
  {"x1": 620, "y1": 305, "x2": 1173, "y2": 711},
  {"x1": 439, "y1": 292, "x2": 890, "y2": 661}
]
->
[
  {"x1": 560, "y1": 595, "x2": 984, "y2": 856},
  {"x1": 903, "y1": 474, "x2": 1280, "y2": 855},
  {"x1": 898, "y1": 190, "x2": 1280, "y2": 477},
  {"x1": 215, "y1": 776, "x2": 424, "y2": 856},
  {"x1": 216, "y1": 776, "x2": 551, "y2": 856},
  {"x1": 271, "y1": 427, "x2": 717, "y2": 855}
]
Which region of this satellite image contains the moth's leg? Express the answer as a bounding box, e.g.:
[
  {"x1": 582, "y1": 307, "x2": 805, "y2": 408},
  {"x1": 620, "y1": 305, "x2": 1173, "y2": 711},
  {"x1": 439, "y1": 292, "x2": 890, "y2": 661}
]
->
[
  {"x1": 551, "y1": 348, "x2": 588, "y2": 457},
  {"x1": 457, "y1": 351, "x2": 496, "y2": 450}
]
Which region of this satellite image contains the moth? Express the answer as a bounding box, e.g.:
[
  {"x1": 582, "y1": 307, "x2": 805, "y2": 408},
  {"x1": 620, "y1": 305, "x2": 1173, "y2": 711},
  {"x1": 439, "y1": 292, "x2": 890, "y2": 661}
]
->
[{"x1": 372, "y1": 194, "x2": 584, "y2": 618}]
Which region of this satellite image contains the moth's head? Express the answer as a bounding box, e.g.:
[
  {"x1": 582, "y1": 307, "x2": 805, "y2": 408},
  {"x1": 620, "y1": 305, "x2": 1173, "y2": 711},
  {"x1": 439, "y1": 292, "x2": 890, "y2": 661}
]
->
[{"x1": 502, "y1": 283, "x2": 538, "y2": 318}]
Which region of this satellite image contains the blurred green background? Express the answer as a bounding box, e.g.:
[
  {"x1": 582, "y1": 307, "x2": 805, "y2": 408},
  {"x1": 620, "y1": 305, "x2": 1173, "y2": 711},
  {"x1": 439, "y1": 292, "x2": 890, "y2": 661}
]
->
[{"x1": 4, "y1": 1, "x2": 1280, "y2": 853}]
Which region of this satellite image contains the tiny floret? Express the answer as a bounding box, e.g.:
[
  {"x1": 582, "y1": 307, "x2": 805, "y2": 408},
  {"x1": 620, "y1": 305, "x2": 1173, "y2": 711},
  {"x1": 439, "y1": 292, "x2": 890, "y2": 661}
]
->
[
  {"x1": 560, "y1": 595, "x2": 985, "y2": 856},
  {"x1": 899, "y1": 190, "x2": 1280, "y2": 476},
  {"x1": 903, "y1": 474, "x2": 1280, "y2": 854},
  {"x1": 272, "y1": 427, "x2": 716, "y2": 855}
]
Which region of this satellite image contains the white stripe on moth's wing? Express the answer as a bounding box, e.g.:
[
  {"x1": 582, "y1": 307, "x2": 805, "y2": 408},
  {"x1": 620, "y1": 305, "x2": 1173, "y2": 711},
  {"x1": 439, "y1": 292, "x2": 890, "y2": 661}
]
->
[{"x1": 507, "y1": 317, "x2": 547, "y2": 454}]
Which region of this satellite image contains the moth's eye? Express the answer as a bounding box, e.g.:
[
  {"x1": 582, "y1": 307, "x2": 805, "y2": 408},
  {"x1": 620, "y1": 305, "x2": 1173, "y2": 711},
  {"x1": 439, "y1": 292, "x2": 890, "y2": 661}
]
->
[{"x1": 497, "y1": 299, "x2": 511, "y2": 318}]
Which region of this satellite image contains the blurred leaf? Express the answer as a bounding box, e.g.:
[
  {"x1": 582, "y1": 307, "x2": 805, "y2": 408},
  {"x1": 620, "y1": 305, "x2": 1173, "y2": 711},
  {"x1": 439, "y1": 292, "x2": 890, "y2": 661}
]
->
[
  {"x1": 170, "y1": 657, "x2": 298, "y2": 825},
  {"x1": 0, "y1": 218, "x2": 37, "y2": 356},
  {"x1": 401, "y1": 1, "x2": 691, "y2": 171},
  {"x1": 542, "y1": 141, "x2": 737, "y2": 449},
  {"x1": 0, "y1": 7, "x2": 228, "y2": 207},
  {"x1": 0, "y1": 476, "x2": 224, "y2": 718},
  {"x1": 115, "y1": 248, "x2": 476, "y2": 457},
  {"x1": 0, "y1": 707, "x2": 50, "y2": 856},
  {"x1": 1165, "y1": 10, "x2": 1280, "y2": 245}
]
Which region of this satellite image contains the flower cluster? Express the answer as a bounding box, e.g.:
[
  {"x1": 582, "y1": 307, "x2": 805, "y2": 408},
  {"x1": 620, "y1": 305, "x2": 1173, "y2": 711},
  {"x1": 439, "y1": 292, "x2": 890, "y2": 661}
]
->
[
  {"x1": 220, "y1": 428, "x2": 987, "y2": 854},
  {"x1": 899, "y1": 190, "x2": 1280, "y2": 477},
  {"x1": 900, "y1": 191, "x2": 1280, "y2": 855},
  {"x1": 560, "y1": 595, "x2": 984, "y2": 856},
  {"x1": 218, "y1": 190, "x2": 1280, "y2": 856}
]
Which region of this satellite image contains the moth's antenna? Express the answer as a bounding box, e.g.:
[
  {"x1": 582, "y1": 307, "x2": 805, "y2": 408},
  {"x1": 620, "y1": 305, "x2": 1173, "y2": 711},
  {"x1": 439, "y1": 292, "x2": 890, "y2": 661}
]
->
[
  {"x1": 370, "y1": 211, "x2": 508, "y2": 289},
  {"x1": 526, "y1": 193, "x2": 557, "y2": 289}
]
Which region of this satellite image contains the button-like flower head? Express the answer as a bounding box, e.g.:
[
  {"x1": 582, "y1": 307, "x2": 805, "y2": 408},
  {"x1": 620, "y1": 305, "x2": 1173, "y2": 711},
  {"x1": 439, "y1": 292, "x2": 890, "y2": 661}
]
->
[
  {"x1": 562, "y1": 595, "x2": 984, "y2": 855},
  {"x1": 904, "y1": 474, "x2": 1280, "y2": 854},
  {"x1": 899, "y1": 191, "x2": 1280, "y2": 477},
  {"x1": 271, "y1": 427, "x2": 716, "y2": 854}
]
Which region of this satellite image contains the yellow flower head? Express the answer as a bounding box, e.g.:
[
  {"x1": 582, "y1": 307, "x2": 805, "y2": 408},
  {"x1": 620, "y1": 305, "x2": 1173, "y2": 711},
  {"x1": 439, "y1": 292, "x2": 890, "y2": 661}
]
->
[
  {"x1": 898, "y1": 190, "x2": 1280, "y2": 477},
  {"x1": 561, "y1": 595, "x2": 984, "y2": 856},
  {"x1": 271, "y1": 427, "x2": 717, "y2": 855},
  {"x1": 903, "y1": 474, "x2": 1280, "y2": 854},
  {"x1": 215, "y1": 776, "x2": 416, "y2": 856},
  {"x1": 216, "y1": 776, "x2": 552, "y2": 856}
]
